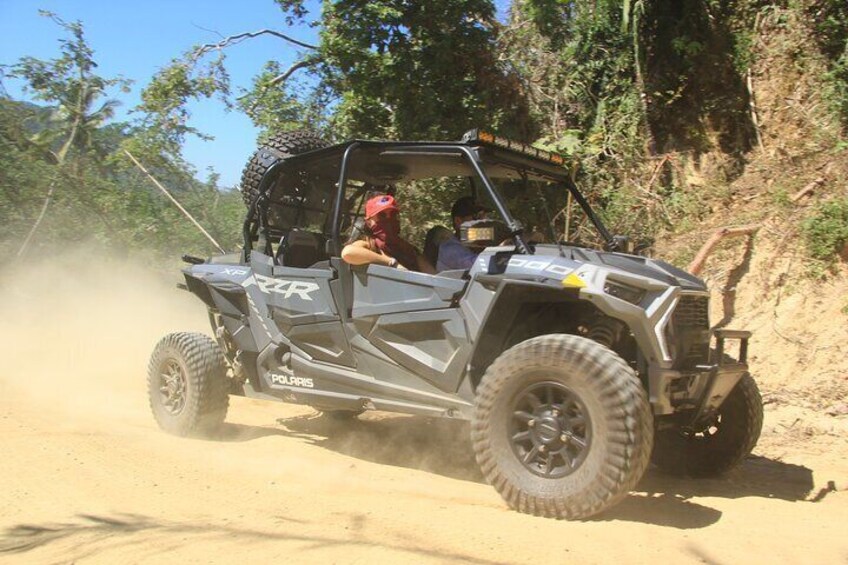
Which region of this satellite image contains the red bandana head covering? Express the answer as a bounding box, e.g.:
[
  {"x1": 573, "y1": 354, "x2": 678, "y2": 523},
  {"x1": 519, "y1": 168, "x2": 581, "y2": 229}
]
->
[{"x1": 365, "y1": 194, "x2": 418, "y2": 270}]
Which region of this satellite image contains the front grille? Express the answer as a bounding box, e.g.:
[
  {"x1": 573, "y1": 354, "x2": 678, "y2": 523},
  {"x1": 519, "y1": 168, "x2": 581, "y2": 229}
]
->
[
  {"x1": 673, "y1": 295, "x2": 709, "y2": 329},
  {"x1": 668, "y1": 294, "x2": 710, "y2": 368}
]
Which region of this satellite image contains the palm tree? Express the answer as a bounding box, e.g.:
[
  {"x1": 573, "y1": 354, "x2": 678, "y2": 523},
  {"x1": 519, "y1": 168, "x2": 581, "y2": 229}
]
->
[{"x1": 11, "y1": 12, "x2": 128, "y2": 258}]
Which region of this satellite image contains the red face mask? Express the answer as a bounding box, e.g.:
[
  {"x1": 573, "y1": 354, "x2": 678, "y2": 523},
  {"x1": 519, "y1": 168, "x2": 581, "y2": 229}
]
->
[
  {"x1": 368, "y1": 210, "x2": 417, "y2": 270},
  {"x1": 369, "y1": 213, "x2": 401, "y2": 244}
]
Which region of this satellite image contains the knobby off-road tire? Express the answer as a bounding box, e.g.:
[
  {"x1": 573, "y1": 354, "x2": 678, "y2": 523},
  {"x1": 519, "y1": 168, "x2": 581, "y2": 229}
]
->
[
  {"x1": 652, "y1": 373, "x2": 763, "y2": 477},
  {"x1": 148, "y1": 332, "x2": 230, "y2": 437},
  {"x1": 239, "y1": 130, "x2": 328, "y2": 206},
  {"x1": 472, "y1": 334, "x2": 654, "y2": 519}
]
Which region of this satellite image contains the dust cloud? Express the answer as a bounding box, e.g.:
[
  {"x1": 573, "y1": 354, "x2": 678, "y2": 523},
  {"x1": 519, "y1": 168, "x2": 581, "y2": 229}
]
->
[
  {"x1": 0, "y1": 248, "x2": 209, "y2": 426},
  {"x1": 0, "y1": 247, "x2": 477, "y2": 478}
]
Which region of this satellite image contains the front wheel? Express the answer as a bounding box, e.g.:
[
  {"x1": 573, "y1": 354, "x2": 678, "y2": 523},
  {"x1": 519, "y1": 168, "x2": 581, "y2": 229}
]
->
[
  {"x1": 652, "y1": 373, "x2": 763, "y2": 477},
  {"x1": 147, "y1": 332, "x2": 230, "y2": 437},
  {"x1": 472, "y1": 334, "x2": 653, "y2": 519}
]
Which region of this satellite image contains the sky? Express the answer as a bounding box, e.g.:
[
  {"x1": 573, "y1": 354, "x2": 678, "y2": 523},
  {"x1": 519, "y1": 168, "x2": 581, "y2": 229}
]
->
[{"x1": 0, "y1": 0, "x2": 510, "y2": 187}]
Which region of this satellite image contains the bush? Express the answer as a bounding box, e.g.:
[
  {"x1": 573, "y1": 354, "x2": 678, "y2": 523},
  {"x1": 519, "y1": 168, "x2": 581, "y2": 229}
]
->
[{"x1": 801, "y1": 197, "x2": 848, "y2": 261}]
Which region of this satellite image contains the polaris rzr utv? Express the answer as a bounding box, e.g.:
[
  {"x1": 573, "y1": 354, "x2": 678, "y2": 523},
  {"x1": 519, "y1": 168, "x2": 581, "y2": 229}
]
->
[{"x1": 148, "y1": 129, "x2": 763, "y2": 520}]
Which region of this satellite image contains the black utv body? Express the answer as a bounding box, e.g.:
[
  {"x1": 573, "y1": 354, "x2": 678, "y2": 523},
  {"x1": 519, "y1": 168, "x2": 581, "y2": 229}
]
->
[{"x1": 148, "y1": 130, "x2": 763, "y2": 519}]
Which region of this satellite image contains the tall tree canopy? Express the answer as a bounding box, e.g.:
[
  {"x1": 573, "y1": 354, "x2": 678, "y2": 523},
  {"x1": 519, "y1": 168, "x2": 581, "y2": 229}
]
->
[
  {"x1": 140, "y1": 0, "x2": 532, "y2": 155},
  {"x1": 315, "y1": 0, "x2": 531, "y2": 139}
]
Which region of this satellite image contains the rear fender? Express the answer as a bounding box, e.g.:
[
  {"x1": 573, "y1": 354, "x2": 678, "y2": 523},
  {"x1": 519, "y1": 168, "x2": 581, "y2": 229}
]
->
[{"x1": 182, "y1": 265, "x2": 269, "y2": 355}]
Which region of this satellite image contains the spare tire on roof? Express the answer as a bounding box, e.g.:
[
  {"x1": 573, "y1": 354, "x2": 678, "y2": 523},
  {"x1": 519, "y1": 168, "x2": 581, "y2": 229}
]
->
[{"x1": 239, "y1": 130, "x2": 328, "y2": 206}]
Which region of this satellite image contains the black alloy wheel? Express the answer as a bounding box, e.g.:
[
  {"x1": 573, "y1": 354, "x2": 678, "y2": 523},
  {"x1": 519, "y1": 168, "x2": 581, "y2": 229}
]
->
[
  {"x1": 147, "y1": 332, "x2": 230, "y2": 437},
  {"x1": 509, "y1": 382, "x2": 591, "y2": 478},
  {"x1": 158, "y1": 359, "x2": 188, "y2": 415},
  {"x1": 472, "y1": 334, "x2": 654, "y2": 519}
]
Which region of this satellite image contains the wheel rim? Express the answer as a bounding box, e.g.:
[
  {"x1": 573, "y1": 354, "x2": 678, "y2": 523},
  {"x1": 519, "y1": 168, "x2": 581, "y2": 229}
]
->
[
  {"x1": 509, "y1": 381, "x2": 592, "y2": 478},
  {"x1": 158, "y1": 359, "x2": 187, "y2": 415}
]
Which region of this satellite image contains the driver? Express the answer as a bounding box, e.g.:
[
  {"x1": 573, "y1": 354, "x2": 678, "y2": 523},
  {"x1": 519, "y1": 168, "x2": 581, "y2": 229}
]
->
[
  {"x1": 424, "y1": 196, "x2": 485, "y2": 271},
  {"x1": 341, "y1": 194, "x2": 435, "y2": 273}
]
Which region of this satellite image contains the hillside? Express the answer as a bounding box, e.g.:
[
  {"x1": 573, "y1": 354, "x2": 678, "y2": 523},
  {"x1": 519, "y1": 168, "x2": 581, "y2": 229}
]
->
[{"x1": 651, "y1": 5, "x2": 848, "y2": 463}]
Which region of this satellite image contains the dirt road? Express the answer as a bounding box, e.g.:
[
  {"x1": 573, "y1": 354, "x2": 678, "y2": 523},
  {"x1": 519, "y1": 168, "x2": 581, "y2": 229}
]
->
[{"x1": 2, "y1": 256, "x2": 846, "y2": 563}]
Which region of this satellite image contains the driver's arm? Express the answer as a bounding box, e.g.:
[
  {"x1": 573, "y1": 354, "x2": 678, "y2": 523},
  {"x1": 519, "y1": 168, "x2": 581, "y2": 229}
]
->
[{"x1": 341, "y1": 240, "x2": 396, "y2": 267}]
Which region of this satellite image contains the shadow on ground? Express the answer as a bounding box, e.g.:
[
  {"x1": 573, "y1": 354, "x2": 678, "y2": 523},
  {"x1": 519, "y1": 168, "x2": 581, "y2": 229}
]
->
[
  {"x1": 601, "y1": 456, "x2": 815, "y2": 528},
  {"x1": 278, "y1": 412, "x2": 483, "y2": 482},
  {"x1": 210, "y1": 412, "x2": 816, "y2": 529},
  {"x1": 0, "y1": 512, "x2": 507, "y2": 564}
]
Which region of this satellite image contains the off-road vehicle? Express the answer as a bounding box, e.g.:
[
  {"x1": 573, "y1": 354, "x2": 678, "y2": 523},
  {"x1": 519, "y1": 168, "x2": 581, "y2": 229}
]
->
[{"x1": 148, "y1": 129, "x2": 763, "y2": 519}]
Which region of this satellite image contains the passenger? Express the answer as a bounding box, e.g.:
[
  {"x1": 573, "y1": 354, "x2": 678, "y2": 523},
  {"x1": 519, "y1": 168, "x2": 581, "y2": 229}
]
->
[{"x1": 341, "y1": 194, "x2": 436, "y2": 273}]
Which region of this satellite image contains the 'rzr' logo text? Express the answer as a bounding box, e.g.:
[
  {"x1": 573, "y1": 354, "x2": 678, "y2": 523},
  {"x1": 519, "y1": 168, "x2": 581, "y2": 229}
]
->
[{"x1": 251, "y1": 275, "x2": 319, "y2": 300}]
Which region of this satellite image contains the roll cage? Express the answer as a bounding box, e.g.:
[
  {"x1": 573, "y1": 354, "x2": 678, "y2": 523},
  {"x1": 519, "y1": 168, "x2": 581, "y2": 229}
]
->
[{"x1": 242, "y1": 136, "x2": 617, "y2": 263}]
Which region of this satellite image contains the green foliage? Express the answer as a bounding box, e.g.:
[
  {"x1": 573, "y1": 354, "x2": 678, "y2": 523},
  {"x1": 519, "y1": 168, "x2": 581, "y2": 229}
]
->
[
  {"x1": 805, "y1": 0, "x2": 848, "y2": 62},
  {"x1": 823, "y1": 45, "x2": 848, "y2": 132},
  {"x1": 314, "y1": 0, "x2": 531, "y2": 140},
  {"x1": 505, "y1": 0, "x2": 648, "y2": 237},
  {"x1": 140, "y1": 0, "x2": 531, "y2": 151},
  {"x1": 138, "y1": 52, "x2": 230, "y2": 160},
  {"x1": 5, "y1": 11, "x2": 131, "y2": 164},
  {"x1": 801, "y1": 197, "x2": 848, "y2": 262},
  {"x1": 237, "y1": 60, "x2": 325, "y2": 140},
  {"x1": 0, "y1": 15, "x2": 243, "y2": 263}
]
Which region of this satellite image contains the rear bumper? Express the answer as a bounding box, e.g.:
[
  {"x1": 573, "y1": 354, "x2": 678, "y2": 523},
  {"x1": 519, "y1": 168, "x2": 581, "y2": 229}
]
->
[{"x1": 649, "y1": 328, "x2": 751, "y2": 416}]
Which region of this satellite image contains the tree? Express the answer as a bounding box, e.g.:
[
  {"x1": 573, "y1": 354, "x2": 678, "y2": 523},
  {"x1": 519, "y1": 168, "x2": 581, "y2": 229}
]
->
[
  {"x1": 315, "y1": 0, "x2": 531, "y2": 139},
  {"x1": 139, "y1": 0, "x2": 532, "y2": 150},
  {"x1": 5, "y1": 11, "x2": 130, "y2": 257}
]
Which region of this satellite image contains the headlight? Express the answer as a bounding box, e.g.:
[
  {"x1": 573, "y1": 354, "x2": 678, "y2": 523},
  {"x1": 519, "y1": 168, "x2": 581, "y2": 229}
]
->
[{"x1": 604, "y1": 280, "x2": 645, "y2": 305}]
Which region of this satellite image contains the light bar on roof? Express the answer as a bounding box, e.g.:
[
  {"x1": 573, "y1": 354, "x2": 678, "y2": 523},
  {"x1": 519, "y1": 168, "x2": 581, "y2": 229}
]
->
[{"x1": 463, "y1": 129, "x2": 566, "y2": 166}]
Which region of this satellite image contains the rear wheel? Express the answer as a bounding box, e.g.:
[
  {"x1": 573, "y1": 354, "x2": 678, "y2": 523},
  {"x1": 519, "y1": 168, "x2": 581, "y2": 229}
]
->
[
  {"x1": 652, "y1": 373, "x2": 763, "y2": 477},
  {"x1": 239, "y1": 130, "x2": 328, "y2": 206},
  {"x1": 148, "y1": 332, "x2": 230, "y2": 437},
  {"x1": 472, "y1": 334, "x2": 653, "y2": 519}
]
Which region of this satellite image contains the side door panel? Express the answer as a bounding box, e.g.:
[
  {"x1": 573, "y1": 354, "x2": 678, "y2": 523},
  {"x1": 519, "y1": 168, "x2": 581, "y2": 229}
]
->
[
  {"x1": 350, "y1": 265, "x2": 471, "y2": 393},
  {"x1": 351, "y1": 266, "x2": 465, "y2": 317},
  {"x1": 366, "y1": 309, "x2": 471, "y2": 392},
  {"x1": 267, "y1": 265, "x2": 355, "y2": 367}
]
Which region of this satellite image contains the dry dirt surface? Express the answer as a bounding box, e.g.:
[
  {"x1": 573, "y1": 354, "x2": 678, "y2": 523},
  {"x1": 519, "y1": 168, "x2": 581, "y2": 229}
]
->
[{"x1": 2, "y1": 255, "x2": 847, "y2": 564}]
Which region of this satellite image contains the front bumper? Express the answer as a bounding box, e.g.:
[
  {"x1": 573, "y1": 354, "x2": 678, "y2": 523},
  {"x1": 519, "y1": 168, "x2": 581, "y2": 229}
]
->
[{"x1": 649, "y1": 328, "x2": 751, "y2": 417}]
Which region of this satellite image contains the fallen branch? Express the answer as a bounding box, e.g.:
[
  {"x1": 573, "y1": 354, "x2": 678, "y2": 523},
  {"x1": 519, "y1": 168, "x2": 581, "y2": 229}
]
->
[
  {"x1": 746, "y1": 69, "x2": 765, "y2": 151},
  {"x1": 123, "y1": 150, "x2": 226, "y2": 254},
  {"x1": 688, "y1": 225, "x2": 761, "y2": 276},
  {"x1": 791, "y1": 177, "x2": 825, "y2": 203},
  {"x1": 644, "y1": 154, "x2": 670, "y2": 193}
]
